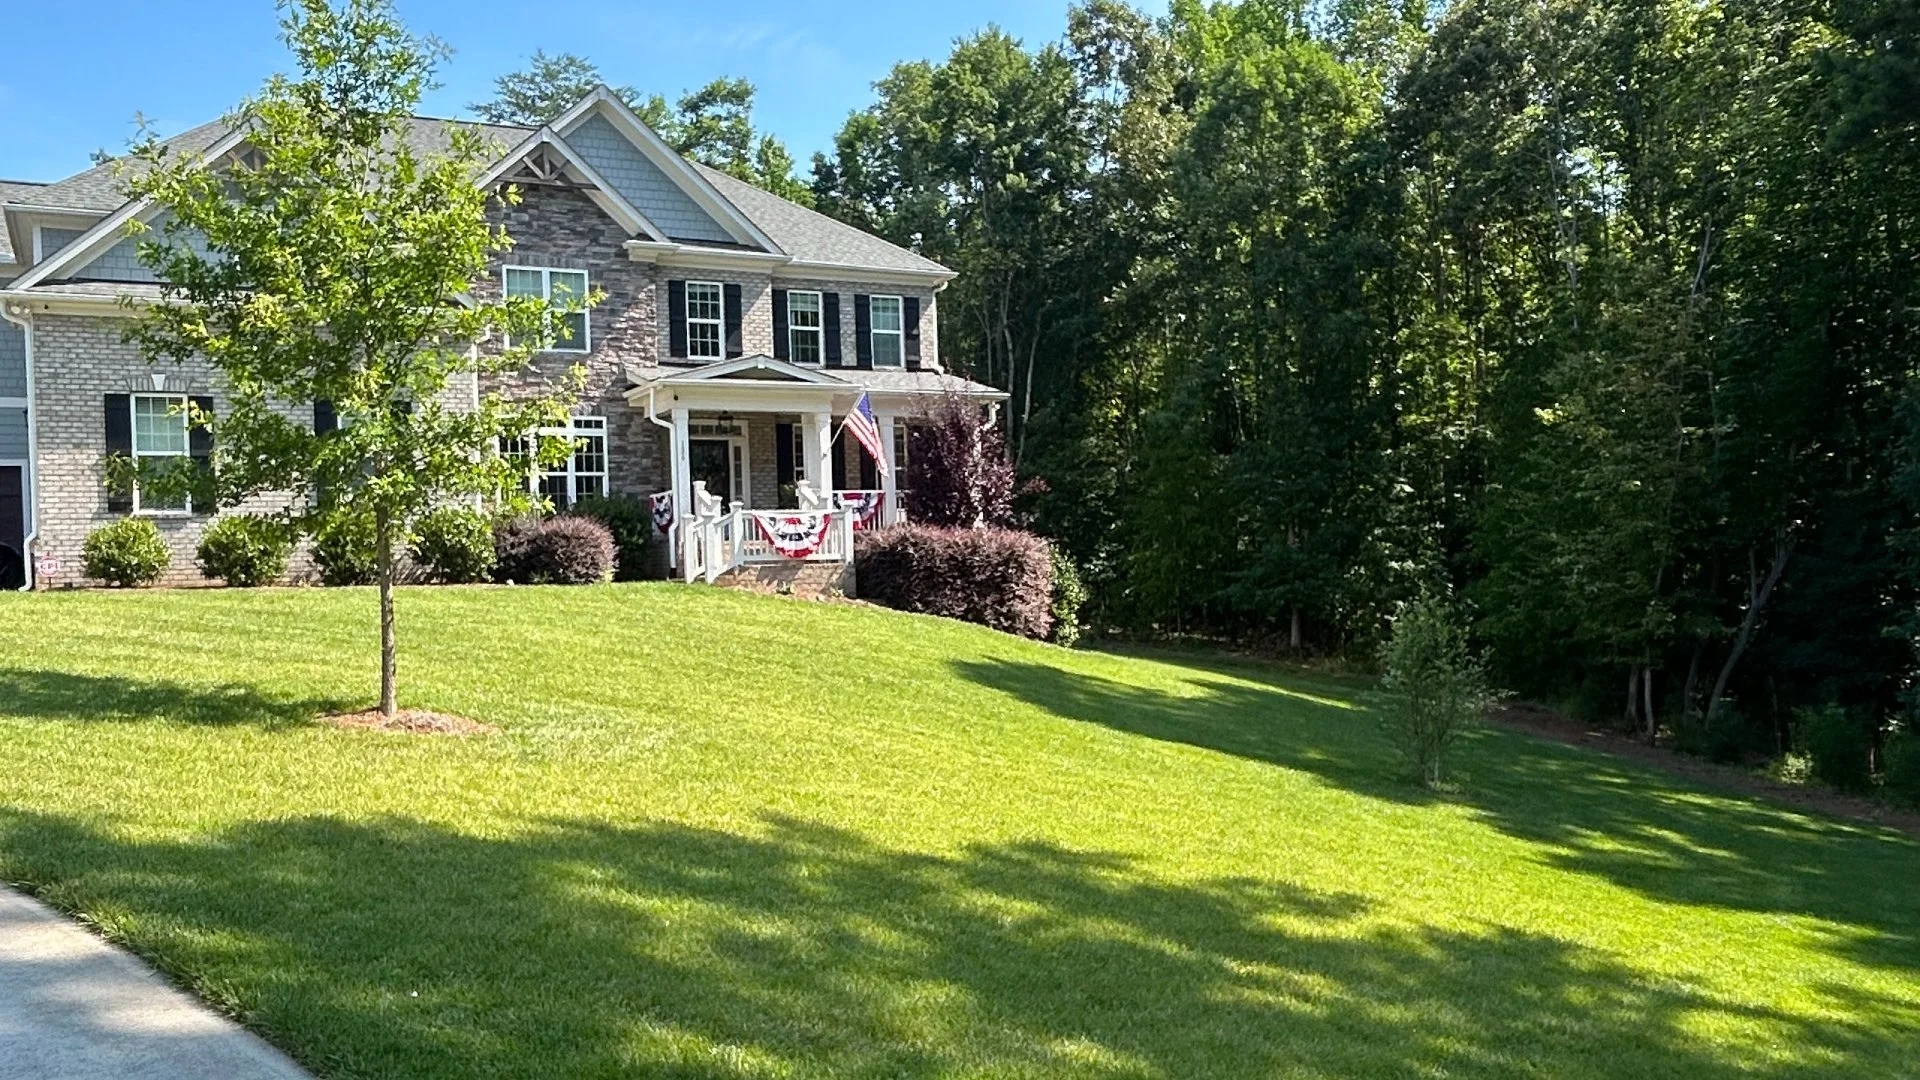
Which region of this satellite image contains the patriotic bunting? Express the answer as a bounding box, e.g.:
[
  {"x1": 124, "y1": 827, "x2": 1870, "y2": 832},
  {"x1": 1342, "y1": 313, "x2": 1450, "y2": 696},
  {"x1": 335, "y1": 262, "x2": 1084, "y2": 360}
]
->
[
  {"x1": 649, "y1": 492, "x2": 675, "y2": 534},
  {"x1": 832, "y1": 490, "x2": 886, "y2": 531},
  {"x1": 755, "y1": 512, "x2": 833, "y2": 559}
]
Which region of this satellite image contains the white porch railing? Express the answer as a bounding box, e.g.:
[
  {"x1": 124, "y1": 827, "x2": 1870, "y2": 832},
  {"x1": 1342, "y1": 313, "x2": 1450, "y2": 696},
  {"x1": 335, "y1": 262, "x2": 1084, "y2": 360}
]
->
[{"x1": 679, "y1": 481, "x2": 857, "y2": 585}]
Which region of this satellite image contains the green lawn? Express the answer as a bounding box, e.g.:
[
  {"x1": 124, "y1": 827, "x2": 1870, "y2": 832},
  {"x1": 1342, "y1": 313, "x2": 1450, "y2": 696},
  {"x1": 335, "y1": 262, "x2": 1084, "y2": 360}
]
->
[{"x1": 0, "y1": 585, "x2": 1914, "y2": 1079}]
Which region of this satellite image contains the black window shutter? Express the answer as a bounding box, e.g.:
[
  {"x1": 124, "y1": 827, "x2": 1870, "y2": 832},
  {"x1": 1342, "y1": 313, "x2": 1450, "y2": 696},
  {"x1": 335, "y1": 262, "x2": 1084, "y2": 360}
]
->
[
  {"x1": 314, "y1": 399, "x2": 337, "y2": 434},
  {"x1": 189, "y1": 395, "x2": 216, "y2": 516},
  {"x1": 723, "y1": 283, "x2": 744, "y2": 359},
  {"x1": 831, "y1": 428, "x2": 849, "y2": 491},
  {"x1": 823, "y1": 293, "x2": 843, "y2": 367},
  {"x1": 104, "y1": 394, "x2": 132, "y2": 512},
  {"x1": 775, "y1": 421, "x2": 795, "y2": 487},
  {"x1": 854, "y1": 295, "x2": 873, "y2": 369},
  {"x1": 903, "y1": 297, "x2": 922, "y2": 371},
  {"x1": 771, "y1": 289, "x2": 789, "y2": 360},
  {"x1": 667, "y1": 280, "x2": 688, "y2": 359}
]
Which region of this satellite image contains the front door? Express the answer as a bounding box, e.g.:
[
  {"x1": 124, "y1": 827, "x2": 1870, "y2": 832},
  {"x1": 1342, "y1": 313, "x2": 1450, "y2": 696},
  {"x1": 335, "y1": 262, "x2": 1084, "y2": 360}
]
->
[
  {"x1": 689, "y1": 439, "x2": 733, "y2": 507},
  {"x1": 0, "y1": 467, "x2": 23, "y2": 590}
]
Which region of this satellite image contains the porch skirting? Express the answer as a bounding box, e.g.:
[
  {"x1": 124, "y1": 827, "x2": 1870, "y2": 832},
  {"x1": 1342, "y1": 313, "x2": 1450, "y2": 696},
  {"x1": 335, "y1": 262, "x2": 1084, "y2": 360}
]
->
[{"x1": 717, "y1": 559, "x2": 855, "y2": 599}]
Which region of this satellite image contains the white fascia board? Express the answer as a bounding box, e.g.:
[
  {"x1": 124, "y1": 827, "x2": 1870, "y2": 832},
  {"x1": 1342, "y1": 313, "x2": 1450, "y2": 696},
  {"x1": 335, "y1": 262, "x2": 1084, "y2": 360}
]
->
[
  {"x1": 775, "y1": 260, "x2": 957, "y2": 288},
  {"x1": 9, "y1": 126, "x2": 253, "y2": 292},
  {"x1": 665, "y1": 354, "x2": 852, "y2": 385},
  {"x1": 554, "y1": 87, "x2": 781, "y2": 254},
  {"x1": 0, "y1": 289, "x2": 156, "y2": 318},
  {"x1": 623, "y1": 241, "x2": 954, "y2": 288},
  {"x1": 476, "y1": 128, "x2": 669, "y2": 243}
]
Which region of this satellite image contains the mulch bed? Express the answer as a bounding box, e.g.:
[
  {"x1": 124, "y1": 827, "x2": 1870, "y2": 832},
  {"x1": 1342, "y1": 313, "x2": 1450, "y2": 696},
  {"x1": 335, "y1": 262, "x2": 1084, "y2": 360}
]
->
[
  {"x1": 1490, "y1": 704, "x2": 1920, "y2": 837},
  {"x1": 322, "y1": 709, "x2": 499, "y2": 736}
]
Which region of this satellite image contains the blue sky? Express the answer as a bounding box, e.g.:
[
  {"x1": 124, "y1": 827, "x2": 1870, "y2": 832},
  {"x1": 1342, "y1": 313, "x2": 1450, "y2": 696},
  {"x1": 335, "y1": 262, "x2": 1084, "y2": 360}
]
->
[{"x1": 2, "y1": 0, "x2": 1134, "y2": 185}]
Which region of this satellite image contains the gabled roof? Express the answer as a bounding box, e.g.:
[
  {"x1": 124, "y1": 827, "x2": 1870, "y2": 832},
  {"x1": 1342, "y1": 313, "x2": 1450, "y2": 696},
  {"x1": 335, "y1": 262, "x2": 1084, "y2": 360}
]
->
[
  {"x1": 628, "y1": 355, "x2": 854, "y2": 388},
  {"x1": 692, "y1": 164, "x2": 951, "y2": 277},
  {"x1": 0, "y1": 181, "x2": 50, "y2": 265}
]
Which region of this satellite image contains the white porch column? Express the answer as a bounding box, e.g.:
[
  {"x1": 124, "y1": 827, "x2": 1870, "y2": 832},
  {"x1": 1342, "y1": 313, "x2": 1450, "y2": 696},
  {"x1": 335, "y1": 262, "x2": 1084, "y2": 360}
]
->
[
  {"x1": 876, "y1": 408, "x2": 900, "y2": 525},
  {"x1": 807, "y1": 411, "x2": 833, "y2": 501},
  {"x1": 670, "y1": 406, "x2": 692, "y2": 566}
]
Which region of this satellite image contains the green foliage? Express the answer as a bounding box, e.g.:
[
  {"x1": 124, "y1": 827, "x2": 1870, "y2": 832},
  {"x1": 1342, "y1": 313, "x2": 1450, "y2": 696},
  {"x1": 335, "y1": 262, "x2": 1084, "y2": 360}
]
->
[
  {"x1": 568, "y1": 494, "x2": 652, "y2": 581},
  {"x1": 1049, "y1": 544, "x2": 1088, "y2": 647},
  {"x1": 1669, "y1": 704, "x2": 1761, "y2": 765},
  {"x1": 1797, "y1": 704, "x2": 1874, "y2": 794},
  {"x1": 410, "y1": 506, "x2": 496, "y2": 585},
  {"x1": 1380, "y1": 592, "x2": 1493, "y2": 787},
  {"x1": 313, "y1": 512, "x2": 377, "y2": 587},
  {"x1": 195, "y1": 515, "x2": 293, "y2": 587},
  {"x1": 81, "y1": 519, "x2": 170, "y2": 587},
  {"x1": 520, "y1": 516, "x2": 615, "y2": 585},
  {"x1": 1883, "y1": 730, "x2": 1920, "y2": 808}
]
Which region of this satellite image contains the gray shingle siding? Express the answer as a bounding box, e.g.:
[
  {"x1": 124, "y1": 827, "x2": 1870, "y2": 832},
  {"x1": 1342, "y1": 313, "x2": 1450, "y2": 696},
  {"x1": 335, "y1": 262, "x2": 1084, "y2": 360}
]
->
[
  {"x1": 35, "y1": 227, "x2": 87, "y2": 262},
  {"x1": 0, "y1": 322, "x2": 24, "y2": 398},
  {"x1": 0, "y1": 408, "x2": 26, "y2": 459},
  {"x1": 66, "y1": 214, "x2": 209, "y2": 283},
  {"x1": 564, "y1": 115, "x2": 733, "y2": 244}
]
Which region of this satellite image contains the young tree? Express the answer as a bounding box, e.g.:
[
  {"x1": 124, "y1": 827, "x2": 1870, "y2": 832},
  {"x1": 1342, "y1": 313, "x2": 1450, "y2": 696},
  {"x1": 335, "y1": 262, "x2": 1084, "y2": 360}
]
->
[
  {"x1": 121, "y1": 0, "x2": 585, "y2": 719},
  {"x1": 1380, "y1": 591, "x2": 1493, "y2": 788}
]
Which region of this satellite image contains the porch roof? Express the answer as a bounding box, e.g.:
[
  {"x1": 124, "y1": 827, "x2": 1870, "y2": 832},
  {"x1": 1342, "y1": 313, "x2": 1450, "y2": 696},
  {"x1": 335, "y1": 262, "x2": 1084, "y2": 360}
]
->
[{"x1": 621, "y1": 356, "x2": 1007, "y2": 413}]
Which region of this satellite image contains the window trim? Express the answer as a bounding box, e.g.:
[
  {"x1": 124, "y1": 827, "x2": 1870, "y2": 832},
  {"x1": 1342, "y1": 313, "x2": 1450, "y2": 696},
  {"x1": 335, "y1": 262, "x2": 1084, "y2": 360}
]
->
[
  {"x1": 869, "y1": 294, "x2": 905, "y2": 368},
  {"x1": 786, "y1": 289, "x2": 823, "y2": 365},
  {"x1": 130, "y1": 392, "x2": 191, "y2": 516},
  {"x1": 503, "y1": 265, "x2": 592, "y2": 354},
  {"x1": 538, "y1": 415, "x2": 609, "y2": 508},
  {"x1": 684, "y1": 279, "x2": 725, "y2": 361}
]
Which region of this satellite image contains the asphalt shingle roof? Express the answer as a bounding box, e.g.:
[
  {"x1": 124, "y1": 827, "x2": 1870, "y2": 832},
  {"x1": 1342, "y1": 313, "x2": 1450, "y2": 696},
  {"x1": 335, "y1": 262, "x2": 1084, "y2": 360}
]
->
[
  {"x1": 691, "y1": 163, "x2": 951, "y2": 275},
  {"x1": 0, "y1": 181, "x2": 50, "y2": 265}
]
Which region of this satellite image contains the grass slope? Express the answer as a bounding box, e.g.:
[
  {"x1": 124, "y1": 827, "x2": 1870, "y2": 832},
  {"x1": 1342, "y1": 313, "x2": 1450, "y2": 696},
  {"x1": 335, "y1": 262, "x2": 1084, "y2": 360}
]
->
[{"x1": 0, "y1": 584, "x2": 1914, "y2": 1079}]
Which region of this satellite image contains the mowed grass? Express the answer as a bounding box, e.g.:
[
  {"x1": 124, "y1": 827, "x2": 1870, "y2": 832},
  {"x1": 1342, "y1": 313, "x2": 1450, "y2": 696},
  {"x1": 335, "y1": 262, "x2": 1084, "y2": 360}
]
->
[{"x1": 0, "y1": 586, "x2": 1915, "y2": 1079}]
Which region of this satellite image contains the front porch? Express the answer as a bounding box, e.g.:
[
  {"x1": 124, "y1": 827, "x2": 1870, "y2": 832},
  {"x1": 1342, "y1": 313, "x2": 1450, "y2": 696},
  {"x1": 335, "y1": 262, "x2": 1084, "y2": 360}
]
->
[{"x1": 625, "y1": 355, "x2": 999, "y2": 589}]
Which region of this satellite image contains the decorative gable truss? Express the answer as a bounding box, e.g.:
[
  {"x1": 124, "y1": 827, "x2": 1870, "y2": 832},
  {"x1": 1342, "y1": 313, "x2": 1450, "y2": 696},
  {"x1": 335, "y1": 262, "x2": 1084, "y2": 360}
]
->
[{"x1": 476, "y1": 129, "x2": 668, "y2": 243}]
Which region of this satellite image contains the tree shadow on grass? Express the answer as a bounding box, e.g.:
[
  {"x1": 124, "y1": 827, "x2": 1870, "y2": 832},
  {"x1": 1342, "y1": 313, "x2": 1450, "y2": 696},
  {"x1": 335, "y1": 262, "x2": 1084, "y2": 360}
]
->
[
  {"x1": 954, "y1": 656, "x2": 1920, "y2": 978},
  {"x1": 1, "y1": 807, "x2": 1905, "y2": 1080},
  {"x1": 0, "y1": 668, "x2": 347, "y2": 729}
]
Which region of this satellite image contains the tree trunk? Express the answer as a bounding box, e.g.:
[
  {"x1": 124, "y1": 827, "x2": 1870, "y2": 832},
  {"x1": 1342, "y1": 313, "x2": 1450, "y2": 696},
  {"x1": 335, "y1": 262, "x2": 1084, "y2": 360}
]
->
[
  {"x1": 1625, "y1": 666, "x2": 1640, "y2": 730},
  {"x1": 376, "y1": 506, "x2": 398, "y2": 719},
  {"x1": 1290, "y1": 606, "x2": 1302, "y2": 652},
  {"x1": 1705, "y1": 538, "x2": 1791, "y2": 726},
  {"x1": 1643, "y1": 664, "x2": 1657, "y2": 745}
]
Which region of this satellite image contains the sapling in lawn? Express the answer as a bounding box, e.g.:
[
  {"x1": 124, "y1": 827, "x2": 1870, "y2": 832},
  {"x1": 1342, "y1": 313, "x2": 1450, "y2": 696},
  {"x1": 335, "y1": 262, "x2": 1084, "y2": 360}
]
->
[{"x1": 1381, "y1": 592, "x2": 1493, "y2": 788}]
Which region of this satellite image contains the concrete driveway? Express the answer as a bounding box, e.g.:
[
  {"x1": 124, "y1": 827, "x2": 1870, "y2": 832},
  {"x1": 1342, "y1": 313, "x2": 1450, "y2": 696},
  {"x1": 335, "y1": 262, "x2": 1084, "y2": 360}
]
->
[{"x1": 0, "y1": 887, "x2": 311, "y2": 1079}]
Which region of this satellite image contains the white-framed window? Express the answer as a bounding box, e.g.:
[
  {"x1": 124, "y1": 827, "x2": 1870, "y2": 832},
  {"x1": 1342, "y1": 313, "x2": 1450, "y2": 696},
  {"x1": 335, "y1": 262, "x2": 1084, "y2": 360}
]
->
[
  {"x1": 686, "y1": 281, "x2": 724, "y2": 360},
  {"x1": 132, "y1": 393, "x2": 190, "y2": 515},
  {"x1": 504, "y1": 266, "x2": 590, "y2": 353},
  {"x1": 790, "y1": 424, "x2": 807, "y2": 483},
  {"x1": 870, "y1": 295, "x2": 904, "y2": 367},
  {"x1": 787, "y1": 290, "x2": 822, "y2": 364},
  {"x1": 892, "y1": 419, "x2": 910, "y2": 479},
  {"x1": 500, "y1": 416, "x2": 606, "y2": 508}
]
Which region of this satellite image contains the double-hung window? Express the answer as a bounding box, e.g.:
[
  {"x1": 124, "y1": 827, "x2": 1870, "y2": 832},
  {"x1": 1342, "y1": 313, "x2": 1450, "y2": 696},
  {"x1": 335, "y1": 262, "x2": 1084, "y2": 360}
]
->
[
  {"x1": 686, "y1": 281, "x2": 724, "y2": 360},
  {"x1": 132, "y1": 394, "x2": 190, "y2": 514},
  {"x1": 540, "y1": 416, "x2": 608, "y2": 508},
  {"x1": 504, "y1": 266, "x2": 590, "y2": 353},
  {"x1": 787, "y1": 290, "x2": 823, "y2": 364},
  {"x1": 892, "y1": 419, "x2": 910, "y2": 479},
  {"x1": 869, "y1": 295, "x2": 904, "y2": 367}
]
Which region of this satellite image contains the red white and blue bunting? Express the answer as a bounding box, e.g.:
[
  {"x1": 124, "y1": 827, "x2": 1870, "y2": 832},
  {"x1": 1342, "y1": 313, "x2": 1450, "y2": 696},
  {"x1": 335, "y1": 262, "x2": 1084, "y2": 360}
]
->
[
  {"x1": 755, "y1": 512, "x2": 833, "y2": 559},
  {"x1": 649, "y1": 492, "x2": 675, "y2": 535},
  {"x1": 832, "y1": 490, "x2": 885, "y2": 531}
]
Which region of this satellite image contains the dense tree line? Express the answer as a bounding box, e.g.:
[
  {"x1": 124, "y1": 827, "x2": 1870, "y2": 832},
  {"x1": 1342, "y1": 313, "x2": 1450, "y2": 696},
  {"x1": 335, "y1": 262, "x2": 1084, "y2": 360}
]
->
[{"x1": 804, "y1": 0, "x2": 1920, "y2": 753}]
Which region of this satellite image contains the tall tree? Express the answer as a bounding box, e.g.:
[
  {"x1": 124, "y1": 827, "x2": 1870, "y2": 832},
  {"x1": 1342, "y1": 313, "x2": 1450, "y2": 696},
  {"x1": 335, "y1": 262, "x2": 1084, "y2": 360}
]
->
[{"x1": 123, "y1": 0, "x2": 582, "y2": 718}]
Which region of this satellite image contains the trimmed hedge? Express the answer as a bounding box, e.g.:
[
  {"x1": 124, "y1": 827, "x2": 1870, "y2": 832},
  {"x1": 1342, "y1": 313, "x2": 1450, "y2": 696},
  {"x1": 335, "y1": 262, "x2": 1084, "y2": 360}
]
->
[
  {"x1": 855, "y1": 523, "x2": 1054, "y2": 639},
  {"x1": 83, "y1": 518, "x2": 170, "y2": 587},
  {"x1": 196, "y1": 514, "x2": 292, "y2": 587},
  {"x1": 412, "y1": 506, "x2": 497, "y2": 584},
  {"x1": 494, "y1": 514, "x2": 614, "y2": 585},
  {"x1": 569, "y1": 494, "x2": 652, "y2": 581}
]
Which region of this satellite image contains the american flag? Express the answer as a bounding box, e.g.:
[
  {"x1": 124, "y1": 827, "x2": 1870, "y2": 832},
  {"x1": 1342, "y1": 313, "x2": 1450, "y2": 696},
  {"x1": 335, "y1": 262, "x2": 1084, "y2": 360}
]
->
[{"x1": 841, "y1": 392, "x2": 890, "y2": 478}]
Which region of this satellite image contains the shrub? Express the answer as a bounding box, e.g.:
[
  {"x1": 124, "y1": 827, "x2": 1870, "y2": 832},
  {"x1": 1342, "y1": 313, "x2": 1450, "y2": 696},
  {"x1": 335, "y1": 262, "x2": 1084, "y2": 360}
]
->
[
  {"x1": 1049, "y1": 545, "x2": 1087, "y2": 647},
  {"x1": 569, "y1": 494, "x2": 652, "y2": 581},
  {"x1": 1798, "y1": 703, "x2": 1873, "y2": 793},
  {"x1": 1670, "y1": 702, "x2": 1761, "y2": 764},
  {"x1": 903, "y1": 394, "x2": 1017, "y2": 528},
  {"x1": 82, "y1": 518, "x2": 170, "y2": 587},
  {"x1": 1883, "y1": 730, "x2": 1920, "y2": 808},
  {"x1": 411, "y1": 506, "x2": 497, "y2": 584},
  {"x1": 195, "y1": 514, "x2": 292, "y2": 587},
  {"x1": 1380, "y1": 592, "x2": 1492, "y2": 788},
  {"x1": 491, "y1": 513, "x2": 545, "y2": 584},
  {"x1": 312, "y1": 512, "x2": 378, "y2": 587},
  {"x1": 856, "y1": 523, "x2": 1054, "y2": 639},
  {"x1": 521, "y1": 515, "x2": 615, "y2": 585}
]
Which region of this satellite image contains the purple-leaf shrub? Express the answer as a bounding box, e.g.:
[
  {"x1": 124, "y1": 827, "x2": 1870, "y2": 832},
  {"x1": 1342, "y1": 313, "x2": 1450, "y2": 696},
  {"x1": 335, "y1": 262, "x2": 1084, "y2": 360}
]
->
[
  {"x1": 856, "y1": 523, "x2": 1054, "y2": 639},
  {"x1": 904, "y1": 394, "x2": 1017, "y2": 528}
]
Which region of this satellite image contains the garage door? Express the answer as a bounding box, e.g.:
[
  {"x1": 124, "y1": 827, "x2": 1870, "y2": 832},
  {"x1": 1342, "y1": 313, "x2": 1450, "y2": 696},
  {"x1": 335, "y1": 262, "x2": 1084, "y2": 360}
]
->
[{"x1": 0, "y1": 466, "x2": 22, "y2": 590}]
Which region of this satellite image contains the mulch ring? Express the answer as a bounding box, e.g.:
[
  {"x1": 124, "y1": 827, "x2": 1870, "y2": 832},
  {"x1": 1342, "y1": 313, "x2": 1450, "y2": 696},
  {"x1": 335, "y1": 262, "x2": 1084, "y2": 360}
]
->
[
  {"x1": 323, "y1": 709, "x2": 499, "y2": 736},
  {"x1": 1490, "y1": 704, "x2": 1920, "y2": 837}
]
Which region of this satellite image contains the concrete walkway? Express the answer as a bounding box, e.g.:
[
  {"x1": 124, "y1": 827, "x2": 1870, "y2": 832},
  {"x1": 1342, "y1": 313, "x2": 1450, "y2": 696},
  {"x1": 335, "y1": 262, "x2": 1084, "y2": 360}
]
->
[{"x1": 0, "y1": 886, "x2": 311, "y2": 1080}]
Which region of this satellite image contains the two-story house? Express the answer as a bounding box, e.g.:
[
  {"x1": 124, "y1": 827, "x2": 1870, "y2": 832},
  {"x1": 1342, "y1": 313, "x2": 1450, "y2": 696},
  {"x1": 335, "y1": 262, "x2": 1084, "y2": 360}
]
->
[{"x1": 0, "y1": 87, "x2": 1004, "y2": 591}]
